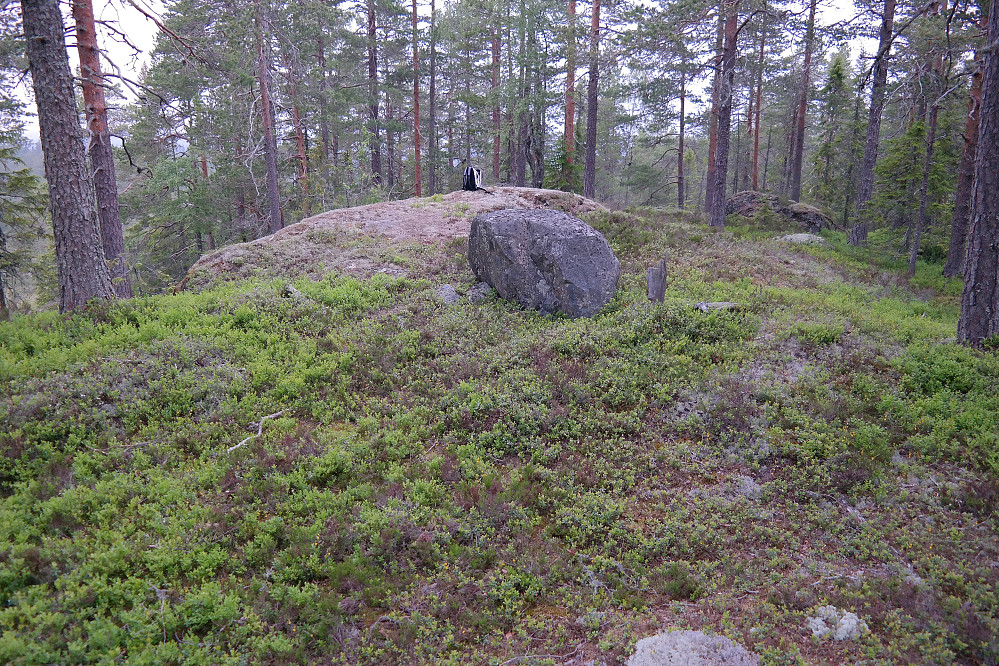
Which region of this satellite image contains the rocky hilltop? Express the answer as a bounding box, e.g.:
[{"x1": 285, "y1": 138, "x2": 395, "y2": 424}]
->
[{"x1": 182, "y1": 187, "x2": 606, "y2": 290}]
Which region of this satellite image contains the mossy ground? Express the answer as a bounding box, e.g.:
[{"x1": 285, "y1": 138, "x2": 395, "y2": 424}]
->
[{"x1": 1, "y1": 210, "x2": 997, "y2": 665}]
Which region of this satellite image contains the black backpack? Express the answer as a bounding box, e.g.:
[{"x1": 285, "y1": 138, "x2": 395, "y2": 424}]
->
[{"x1": 462, "y1": 166, "x2": 482, "y2": 191}]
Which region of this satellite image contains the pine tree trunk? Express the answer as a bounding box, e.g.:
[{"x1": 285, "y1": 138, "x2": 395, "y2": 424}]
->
[
  {"x1": 957, "y1": 0, "x2": 999, "y2": 346},
  {"x1": 23, "y1": 0, "x2": 114, "y2": 311},
  {"x1": 789, "y1": 0, "x2": 816, "y2": 202},
  {"x1": 413, "y1": 0, "x2": 422, "y2": 196},
  {"x1": 368, "y1": 0, "x2": 382, "y2": 185},
  {"x1": 386, "y1": 94, "x2": 395, "y2": 189},
  {"x1": 909, "y1": 103, "x2": 939, "y2": 277},
  {"x1": 255, "y1": 0, "x2": 282, "y2": 233},
  {"x1": 752, "y1": 33, "x2": 765, "y2": 191},
  {"x1": 677, "y1": 65, "x2": 685, "y2": 209},
  {"x1": 705, "y1": 3, "x2": 724, "y2": 212},
  {"x1": 943, "y1": 57, "x2": 983, "y2": 277},
  {"x1": 71, "y1": 0, "x2": 131, "y2": 298},
  {"x1": 492, "y1": 23, "x2": 501, "y2": 181},
  {"x1": 428, "y1": 0, "x2": 438, "y2": 195},
  {"x1": 317, "y1": 35, "x2": 331, "y2": 163},
  {"x1": 709, "y1": 2, "x2": 738, "y2": 229},
  {"x1": 850, "y1": 0, "x2": 896, "y2": 245},
  {"x1": 565, "y1": 0, "x2": 576, "y2": 166},
  {"x1": 582, "y1": 0, "x2": 600, "y2": 199}
]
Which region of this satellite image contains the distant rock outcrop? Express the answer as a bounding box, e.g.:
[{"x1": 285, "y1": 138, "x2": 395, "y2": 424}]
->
[
  {"x1": 725, "y1": 191, "x2": 832, "y2": 232},
  {"x1": 468, "y1": 209, "x2": 620, "y2": 318}
]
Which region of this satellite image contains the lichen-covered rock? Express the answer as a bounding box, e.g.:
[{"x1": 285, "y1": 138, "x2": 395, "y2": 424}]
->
[
  {"x1": 468, "y1": 209, "x2": 620, "y2": 318},
  {"x1": 627, "y1": 630, "x2": 760, "y2": 666},
  {"x1": 725, "y1": 191, "x2": 832, "y2": 232},
  {"x1": 435, "y1": 284, "x2": 459, "y2": 304}
]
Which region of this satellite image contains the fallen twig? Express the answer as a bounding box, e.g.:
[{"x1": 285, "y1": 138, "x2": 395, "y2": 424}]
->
[{"x1": 228, "y1": 410, "x2": 287, "y2": 453}]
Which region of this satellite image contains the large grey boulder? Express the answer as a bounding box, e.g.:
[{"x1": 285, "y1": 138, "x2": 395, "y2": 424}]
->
[
  {"x1": 627, "y1": 630, "x2": 760, "y2": 666},
  {"x1": 468, "y1": 209, "x2": 620, "y2": 318},
  {"x1": 726, "y1": 191, "x2": 831, "y2": 232}
]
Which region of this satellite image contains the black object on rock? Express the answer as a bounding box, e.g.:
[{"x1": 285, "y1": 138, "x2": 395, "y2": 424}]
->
[{"x1": 468, "y1": 209, "x2": 620, "y2": 318}]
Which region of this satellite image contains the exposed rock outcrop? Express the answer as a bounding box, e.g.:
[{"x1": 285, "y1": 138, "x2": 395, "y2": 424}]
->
[
  {"x1": 726, "y1": 191, "x2": 832, "y2": 232},
  {"x1": 468, "y1": 209, "x2": 620, "y2": 318},
  {"x1": 181, "y1": 187, "x2": 607, "y2": 291}
]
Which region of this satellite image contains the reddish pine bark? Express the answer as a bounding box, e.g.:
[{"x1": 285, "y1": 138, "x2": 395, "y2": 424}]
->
[
  {"x1": 23, "y1": 0, "x2": 114, "y2": 311},
  {"x1": 71, "y1": 0, "x2": 131, "y2": 298},
  {"x1": 255, "y1": 0, "x2": 282, "y2": 233},
  {"x1": 704, "y1": 4, "x2": 724, "y2": 212}
]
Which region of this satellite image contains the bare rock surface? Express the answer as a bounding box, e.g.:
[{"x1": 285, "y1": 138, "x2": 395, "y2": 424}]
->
[
  {"x1": 726, "y1": 191, "x2": 832, "y2": 232},
  {"x1": 182, "y1": 187, "x2": 606, "y2": 290},
  {"x1": 468, "y1": 209, "x2": 620, "y2": 318},
  {"x1": 626, "y1": 630, "x2": 760, "y2": 666}
]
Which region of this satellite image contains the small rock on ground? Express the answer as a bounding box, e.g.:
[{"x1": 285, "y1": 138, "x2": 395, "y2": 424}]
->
[
  {"x1": 626, "y1": 630, "x2": 760, "y2": 666},
  {"x1": 436, "y1": 284, "x2": 459, "y2": 305},
  {"x1": 467, "y1": 282, "x2": 493, "y2": 303}
]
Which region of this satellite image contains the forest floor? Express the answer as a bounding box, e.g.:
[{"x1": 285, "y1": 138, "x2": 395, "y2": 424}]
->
[{"x1": 1, "y1": 199, "x2": 997, "y2": 665}]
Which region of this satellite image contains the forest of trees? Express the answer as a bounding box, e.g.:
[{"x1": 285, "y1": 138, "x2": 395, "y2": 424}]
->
[{"x1": 1, "y1": 0, "x2": 998, "y2": 344}]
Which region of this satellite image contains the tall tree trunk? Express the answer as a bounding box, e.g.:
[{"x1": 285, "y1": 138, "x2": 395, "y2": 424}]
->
[
  {"x1": 515, "y1": 0, "x2": 528, "y2": 187},
  {"x1": 386, "y1": 93, "x2": 395, "y2": 189},
  {"x1": 565, "y1": 0, "x2": 576, "y2": 165},
  {"x1": 751, "y1": 32, "x2": 765, "y2": 190},
  {"x1": 413, "y1": 0, "x2": 422, "y2": 196},
  {"x1": 909, "y1": 102, "x2": 939, "y2": 277},
  {"x1": 789, "y1": 0, "x2": 817, "y2": 202},
  {"x1": 705, "y1": 4, "x2": 724, "y2": 212},
  {"x1": 283, "y1": 52, "x2": 309, "y2": 213},
  {"x1": 317, "y1": 35, "x2": 331, "y2": 162},
  {"x1": 368, "y1": 0, "x2": 382, "y2": 185},
  {"x1": 23, "y1": 0, "x2": 114, "y2": 311},
  {"x1": 492, "y1": 23, "x2": 501, "y2": 180},
  {"x1": 849, "y1": 0, "x2": 897, "y2": 245},
  {"x1": 709, "y1": 1, "x2": 738, "y2": 229},
  {"x1": 71, "y1": 0, "x2": 131, "y2": 298},
  {"x1": 957, "y1": 0, "x2": 999, "y2": 346},
  {"x1": 428, "y1": 0, "x2": 438, "y2": 194},
  {"x1": 943, "y1": 56, "x2": 983, "y2": 277},
  {"x1": 582, "y1": 0, "x2": 600, "y2": 199},
  {"x1": 677, "y1": 64, "x2": 686, "y2": 209},
  {"x1": 255, "y1": 0, "x2": 282, "y2": 233}
]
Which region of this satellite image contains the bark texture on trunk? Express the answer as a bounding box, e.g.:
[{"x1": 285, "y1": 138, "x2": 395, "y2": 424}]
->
[
  {"x1": 751, "y1": 33, "x2": 765, "y2": 190},
  {"x1": 789, "y1": 0, "x2": 816, "y2": 202},
  {"x1": 71, "y1": 0, "x2": 131, "y2": 298},
  {"x1": 704, "y1": 4, "x2": 724, "y2": 213},
  {"x1": 492, "y1": 24, "x2": 501, "y2": 180},
  {"x1": 677, "y1": 66, "x2": 685, "y2": 209},
  {"x1": 368, "y1": 0, "x2": 382, "y2": 184},
  {"x1": 582, "y1": 0, "x2": 600, "y2": 199},
  {"x1": 255, "y1": 0, "x2": 282, "y2": 233},
  {"x1": 957, "y1": 0, "x2": 999, "y2": 346},
  {"x1": 565, "y1": 0, "x2": 576, "y2": 165},
  {"x1": 23, "y1": 0, "x2": 114, "y2": 311},
  {"x1": 413, "y1": 0, "x2": 422, "y2": 196},
  {"x1": 909, "y1": 102, "x2": 939, "y2": 277},
  {"x1": 428, "y1": 0, "x2": 437, "y2": 194},
  {"x1": 943, "y1": 57, "x2": 983, "y2": 277},
  {"x1": 709, "y1": 3, "x2": 738, "y2": 229},
  {"x1": 850, "y1": 0, "x2": 896, "y2": 245}
]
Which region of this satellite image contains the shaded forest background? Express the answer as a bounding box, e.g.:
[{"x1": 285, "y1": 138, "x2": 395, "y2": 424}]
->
[{"x1": 0, "y1": 0, "x2": 990, "y2": 302}]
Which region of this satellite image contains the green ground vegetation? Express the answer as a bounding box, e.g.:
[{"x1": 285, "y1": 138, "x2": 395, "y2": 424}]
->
[{"x1": 1, "y1": 210, "x2": 997, "y2": 665}]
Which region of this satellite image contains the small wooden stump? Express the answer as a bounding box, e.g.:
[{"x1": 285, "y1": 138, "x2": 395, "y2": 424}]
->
[{"x1": 647, "y1": 253, "x2": 668, "y2": 302}]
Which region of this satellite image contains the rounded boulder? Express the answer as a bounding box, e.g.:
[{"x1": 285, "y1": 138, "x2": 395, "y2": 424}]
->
[{"x1": 467, "y1": 209, "x2": 620, "y2": 318}]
